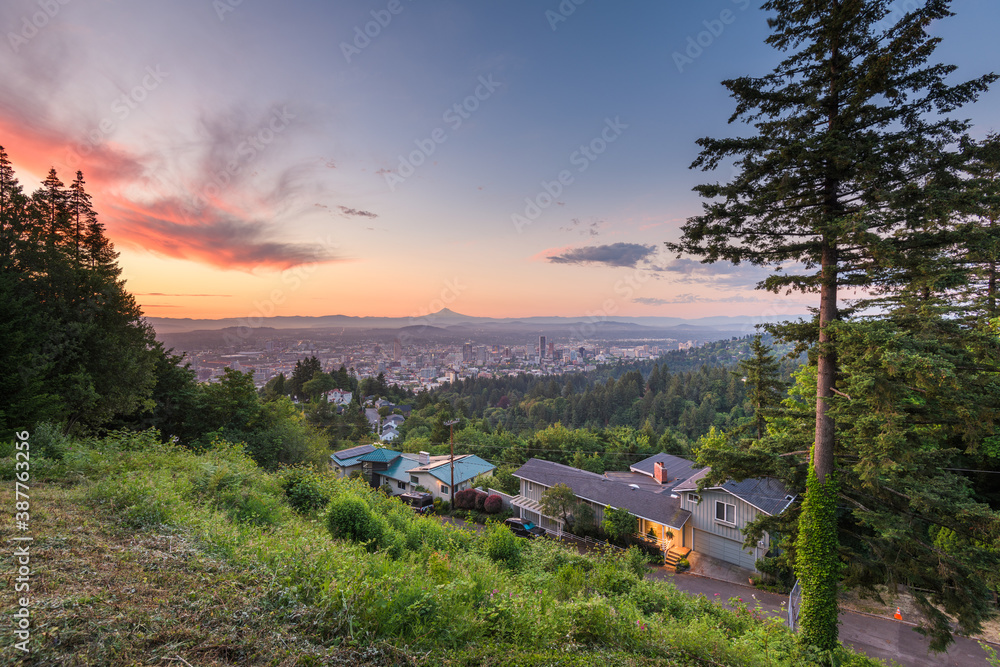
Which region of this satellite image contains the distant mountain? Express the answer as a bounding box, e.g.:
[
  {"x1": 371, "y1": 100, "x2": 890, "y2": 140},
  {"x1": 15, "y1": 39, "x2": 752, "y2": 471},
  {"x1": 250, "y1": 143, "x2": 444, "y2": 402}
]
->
[{"x1": 146, "y1": 310, "x2": 803, "y2": 335}]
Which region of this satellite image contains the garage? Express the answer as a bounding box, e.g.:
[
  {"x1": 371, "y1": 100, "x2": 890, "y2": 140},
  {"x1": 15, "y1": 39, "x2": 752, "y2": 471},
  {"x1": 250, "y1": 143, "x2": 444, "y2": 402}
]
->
[{"x1": 694, "y1": 529, "x2": 758, "y2": 571}]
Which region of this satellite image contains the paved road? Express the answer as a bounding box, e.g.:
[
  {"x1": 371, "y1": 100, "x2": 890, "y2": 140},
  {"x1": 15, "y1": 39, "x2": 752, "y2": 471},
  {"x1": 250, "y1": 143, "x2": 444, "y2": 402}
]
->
[{"x1": 649, "y1": 568, "x2": 996, "y2": 667}]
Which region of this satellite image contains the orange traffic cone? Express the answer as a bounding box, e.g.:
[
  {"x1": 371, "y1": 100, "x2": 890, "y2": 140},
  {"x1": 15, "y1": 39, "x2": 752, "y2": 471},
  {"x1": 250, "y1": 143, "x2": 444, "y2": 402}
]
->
[{"x1": 894, "y1": 607, "x2": 902, "y2": 620}]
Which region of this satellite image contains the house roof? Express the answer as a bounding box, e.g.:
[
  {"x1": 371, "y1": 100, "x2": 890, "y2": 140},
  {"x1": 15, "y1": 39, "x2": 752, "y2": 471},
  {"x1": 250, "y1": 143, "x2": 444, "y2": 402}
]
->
[
  {"x1": 673, "y1": 468, "x2": 796, "y2": 516},
  {"x1": 630, "y1": 453, "x2": 702, "y2": 491},
  {"x1": 380, "y1": 454, "x2": 422, "y2": 483},
  {"x1": 356, "y1": 448, "x2": 402, "y2": 464},
  {"x1": 514, "y1": 458, "x2": 692, "y2": 530},
  {"x1": 408, "y1": 454, "x2": 496, "y2": 485},
  {"x1": 330, "y1": 444, "x2": 377, "y2": 467}
]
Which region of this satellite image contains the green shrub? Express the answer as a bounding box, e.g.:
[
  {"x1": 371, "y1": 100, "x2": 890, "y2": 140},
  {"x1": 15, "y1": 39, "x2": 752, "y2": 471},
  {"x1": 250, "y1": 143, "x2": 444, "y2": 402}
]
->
[
  {"x1": 483, "y1": 522, "x2": 522, "y2": 569},
  {"x1": 31, "y1": 421, "x2": 71, "y2": 460},
  {"x1": 87, "y1": 475, "x2": 178, "y2": 529},
  {"x1": 622, "y1": 545, "x2": 651, "y2": 579},
  {"x1": 676, "y1": 557, "x2": 690, "y2": 572},
  {"x1": 326, "y1": 493, "x2": 386, "y2": 550},
  {"x1": 281, "y1": 466, "x2": 331, "y2": 513}
]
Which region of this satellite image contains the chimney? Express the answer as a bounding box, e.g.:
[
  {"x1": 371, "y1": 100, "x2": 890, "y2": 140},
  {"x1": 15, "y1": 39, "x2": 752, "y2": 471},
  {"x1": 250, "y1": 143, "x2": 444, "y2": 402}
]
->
[
  {"x1": 419, "y1": 451, "x2": 430, "y2": 465},
  {"x1": 654, "y1": 461, "x2": 668, "y2": 485}
]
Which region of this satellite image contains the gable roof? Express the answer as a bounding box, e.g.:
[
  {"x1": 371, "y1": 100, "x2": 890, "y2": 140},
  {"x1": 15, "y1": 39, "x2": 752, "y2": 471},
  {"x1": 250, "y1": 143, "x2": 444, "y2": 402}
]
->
[
  {"x1": 380, "y1": 453, "x2": 422, "y2": 482},
  {"x1": 629, "y1": 453, "x2": 702, "y2": 491},
  {"x1": 408, "y1": 454, "x2": 496, "y2": 485},
  {"x1": 356, "y1": 448, "x2": 402, "y2": 464},
  {"x1": 673, "y1": 468, "x2": 796, "y2": 516},
  {"x1": 514, "y1": 458, "x2": 691, "y2": 530},
  {"x1": 330, "y1": 444, "x2": 376, "y2": 467}
]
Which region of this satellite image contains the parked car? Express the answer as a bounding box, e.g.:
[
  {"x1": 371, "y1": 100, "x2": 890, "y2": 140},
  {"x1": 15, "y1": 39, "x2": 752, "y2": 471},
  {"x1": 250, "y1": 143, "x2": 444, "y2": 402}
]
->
[
  {"x1": 399, "y1": 492, "x2": 434, "y2": 514},
  {"x1": 503, "y1": 517, "x2": 546, "y2": 539}
]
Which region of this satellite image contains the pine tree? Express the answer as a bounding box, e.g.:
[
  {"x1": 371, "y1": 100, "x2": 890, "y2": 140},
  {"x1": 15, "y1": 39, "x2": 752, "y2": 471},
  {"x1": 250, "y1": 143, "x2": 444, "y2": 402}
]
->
[
  {"x1": 666, "y1": 0, "x2": 996, "y2": 650},
  {"x1": 737, "y1": 336, "x2": 786, "y2": 440}
]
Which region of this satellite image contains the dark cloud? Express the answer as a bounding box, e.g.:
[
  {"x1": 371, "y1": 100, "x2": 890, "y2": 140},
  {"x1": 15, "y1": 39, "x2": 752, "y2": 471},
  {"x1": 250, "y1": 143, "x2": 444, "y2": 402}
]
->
[
  {"x1": 548, "y1": 243, "x2": 657, "y2": 268},
  {"x1": 338, "y1": 205, "x2": 378, "y2": 219}
]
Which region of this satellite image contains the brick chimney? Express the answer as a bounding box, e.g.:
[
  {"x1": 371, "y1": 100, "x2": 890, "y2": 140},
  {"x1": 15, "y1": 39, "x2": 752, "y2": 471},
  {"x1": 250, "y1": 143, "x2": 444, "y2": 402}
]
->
[
  {"x1": 419, "y1": 451, "x2": 430, "y2": 465},
  {"x1": 653, "y1": 461, "x2": 668, "y2": 484}
]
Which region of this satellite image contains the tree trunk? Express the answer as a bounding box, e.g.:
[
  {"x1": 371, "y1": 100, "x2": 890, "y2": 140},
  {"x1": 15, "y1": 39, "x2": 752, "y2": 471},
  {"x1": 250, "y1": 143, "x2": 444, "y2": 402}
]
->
[{"x1": 814, "y1": 239, "x2": 838, "y2": 484}]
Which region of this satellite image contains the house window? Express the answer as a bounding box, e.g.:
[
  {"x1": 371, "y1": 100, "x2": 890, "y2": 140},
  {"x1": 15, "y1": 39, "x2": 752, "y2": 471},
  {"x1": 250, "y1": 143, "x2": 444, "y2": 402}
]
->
[
  {"x1": 397, "y1": 481, "x2": 406, "y2": 490},
  {"x1": 440, "y1": 484, "x2": 450, "y2": 495},
  {"x1": 715, "y1": 500, "x2": 736, "y2": 525},
  {"x1": 687, "y1": 493, "x2": 700, "y2": 504},
  {"x1": 410, "y1": 475, "x2": 419, "y2": 485}
]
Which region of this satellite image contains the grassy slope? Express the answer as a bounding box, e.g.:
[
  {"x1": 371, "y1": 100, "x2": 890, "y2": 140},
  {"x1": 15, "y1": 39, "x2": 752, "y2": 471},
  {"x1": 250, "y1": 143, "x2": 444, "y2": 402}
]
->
[{"x1": 0, "y1": 432, "x2": 888, "y2": 666}]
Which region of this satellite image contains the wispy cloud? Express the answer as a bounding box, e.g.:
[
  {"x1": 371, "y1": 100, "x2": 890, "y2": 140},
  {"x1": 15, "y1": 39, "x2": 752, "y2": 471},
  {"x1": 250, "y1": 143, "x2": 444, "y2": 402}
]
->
[
  {"x1": 547, "y1": 242, "x2": 657, "y2": 268},
  {"x1": 338, "y1": 205, "x2": 378, "y2": 219},
  {"x1": 655, "y1": 258, "x2": 782, "y2": 289},
  {"x1": 560, "y1": 217, "x2": 603, "y2": 237}
]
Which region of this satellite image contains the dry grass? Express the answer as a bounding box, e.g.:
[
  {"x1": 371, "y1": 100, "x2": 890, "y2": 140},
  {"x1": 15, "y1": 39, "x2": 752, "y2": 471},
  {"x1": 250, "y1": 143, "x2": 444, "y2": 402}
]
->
[{"x1": 0, "y1": 484, "x2": 409, "y2": 666}]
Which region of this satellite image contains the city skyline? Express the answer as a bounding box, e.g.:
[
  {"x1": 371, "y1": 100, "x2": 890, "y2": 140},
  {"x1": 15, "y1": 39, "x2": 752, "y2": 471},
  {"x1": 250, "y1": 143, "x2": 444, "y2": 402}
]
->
[{"x1": 2, "y1": 0, "x2": 998, "y2": 320}]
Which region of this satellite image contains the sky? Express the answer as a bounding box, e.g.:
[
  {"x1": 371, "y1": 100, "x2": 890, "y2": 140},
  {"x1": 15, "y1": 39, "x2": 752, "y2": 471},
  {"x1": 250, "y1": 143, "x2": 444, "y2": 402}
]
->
[{"x1": 1, "y1": 0, "x2": 998, "y2": 321}]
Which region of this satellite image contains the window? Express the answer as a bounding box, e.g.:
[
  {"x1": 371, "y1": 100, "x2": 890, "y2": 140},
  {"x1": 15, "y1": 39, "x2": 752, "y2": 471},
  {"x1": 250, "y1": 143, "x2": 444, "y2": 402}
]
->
[
  {"x1": 440, "y1": 484, "x2": 450, "y2": 495},
  {"x1": 687, "y1": 493, "x2": 700, "y2": 504},
  {"x1": 410, "y1": 475, "x2": 419, "y2": 485},
  {"x1": 715, "y1": 500, "x2": 736, "y2": 525},
  {"x1": 397, "y1": 481, "x2": 406, "y2": 490}
]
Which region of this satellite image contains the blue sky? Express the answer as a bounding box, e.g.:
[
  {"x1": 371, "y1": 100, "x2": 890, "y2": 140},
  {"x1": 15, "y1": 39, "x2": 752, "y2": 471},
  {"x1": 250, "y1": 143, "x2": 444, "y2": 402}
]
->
[{"x1": 1, "y1": 0, "x2": 997, "y2": 319}]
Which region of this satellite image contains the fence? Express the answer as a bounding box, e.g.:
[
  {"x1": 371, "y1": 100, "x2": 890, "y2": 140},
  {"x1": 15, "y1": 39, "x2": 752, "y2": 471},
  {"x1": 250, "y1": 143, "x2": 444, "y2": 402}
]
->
[
  {"x1": 788, "y1": 579, "x2": 801, "y2": 630},
  {"x1": 486, "y1": 488, "x2": 514, "y2": 512}
]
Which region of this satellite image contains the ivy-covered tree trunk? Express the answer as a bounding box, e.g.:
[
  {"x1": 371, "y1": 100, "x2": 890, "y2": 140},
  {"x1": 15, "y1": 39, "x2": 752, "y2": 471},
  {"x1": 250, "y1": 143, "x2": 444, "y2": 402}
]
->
[{"x1": 795, "y1": 465, "x2": 841, "y2": 650}]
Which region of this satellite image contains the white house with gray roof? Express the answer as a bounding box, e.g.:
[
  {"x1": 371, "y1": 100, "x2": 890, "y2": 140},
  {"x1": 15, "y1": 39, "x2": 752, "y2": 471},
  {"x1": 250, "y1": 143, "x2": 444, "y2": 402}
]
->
[{"x1": 512, "y1": 452, "x2": 795, "y2": 573}]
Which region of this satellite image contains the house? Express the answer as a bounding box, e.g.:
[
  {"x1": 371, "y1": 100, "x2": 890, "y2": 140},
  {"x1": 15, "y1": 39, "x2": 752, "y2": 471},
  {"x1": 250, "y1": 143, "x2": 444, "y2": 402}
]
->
[
  {"x1": 325, "y1": 389, "x2": 353, "y2": 406},
  {"x1": 673, "y1": 468, "x2": 795, "y2": 571},
  {"x1": 334, "y1": 447, "x2": 496, "y2": 502},
  {"x1": 511, "y1": 452, "x2": 795, "y2": 573},
  {"x1": 329, "y1": 443, "x2": 378, "y2": 478},
  {"x1": 382, "y1": 414, "x2": 405, "y2": 431},
  {"x1": 404, "y1": 451, "x2": 496, "y2": 502},
  {"x1": 512, "y1": 458, "x2": 692, "y2": 552},
  {"x1": 379, "y1": 426, "x2": 400, "y2": 442}
]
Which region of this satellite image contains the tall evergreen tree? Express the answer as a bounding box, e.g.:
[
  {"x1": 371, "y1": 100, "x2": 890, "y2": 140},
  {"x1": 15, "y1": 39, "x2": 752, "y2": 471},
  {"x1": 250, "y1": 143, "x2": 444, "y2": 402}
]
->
[
  {"x1": 666, "y1": 0, "x2": 996, "y2": 650},
  {"x1": 738, "y1": 336, "x2": 786, "y2": 440}
]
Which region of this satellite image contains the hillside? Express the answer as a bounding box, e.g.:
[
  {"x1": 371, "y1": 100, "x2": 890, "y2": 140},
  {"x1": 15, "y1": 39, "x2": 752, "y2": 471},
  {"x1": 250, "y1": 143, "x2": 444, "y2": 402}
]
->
[{"x1": 0, "y1": 432, "x2": 886, "y2": 666}]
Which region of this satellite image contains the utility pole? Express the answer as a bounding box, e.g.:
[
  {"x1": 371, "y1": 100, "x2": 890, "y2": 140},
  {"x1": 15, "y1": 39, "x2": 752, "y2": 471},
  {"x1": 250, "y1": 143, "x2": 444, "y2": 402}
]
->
[{"x1": 445, "y1": 418, "x2": 460, "y2": 501}]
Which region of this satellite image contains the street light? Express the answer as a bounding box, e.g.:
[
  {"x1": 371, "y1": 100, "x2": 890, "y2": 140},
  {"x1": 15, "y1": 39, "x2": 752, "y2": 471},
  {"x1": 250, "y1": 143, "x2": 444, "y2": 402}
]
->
[{"x1": 444, "y1": 418, "x2": 460, "y2": 500}]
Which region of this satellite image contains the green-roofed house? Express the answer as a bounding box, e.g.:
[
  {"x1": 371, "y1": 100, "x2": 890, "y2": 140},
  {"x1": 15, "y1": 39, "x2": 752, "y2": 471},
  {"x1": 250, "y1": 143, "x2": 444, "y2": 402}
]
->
[{"x1": 333, "y1": 447, "x2": 496, "y2": 501}]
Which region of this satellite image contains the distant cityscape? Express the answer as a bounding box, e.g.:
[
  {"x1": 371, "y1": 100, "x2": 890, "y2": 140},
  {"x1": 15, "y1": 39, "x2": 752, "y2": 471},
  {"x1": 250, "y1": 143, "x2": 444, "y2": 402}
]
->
[{"x1": 175, "y1": 333, "x2": 703, "y2": 391}]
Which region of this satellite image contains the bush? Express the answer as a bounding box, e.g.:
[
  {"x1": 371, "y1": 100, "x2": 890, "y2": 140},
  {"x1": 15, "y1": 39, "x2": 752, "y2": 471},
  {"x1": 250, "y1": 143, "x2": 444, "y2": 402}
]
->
[
  {"x1": 623, "y1": 545, "x2": 651, "y2": 579},
  {"x1": 484, "y1": 521, "x2": 522, "y2": 568},
  {"x1": 483, "y1": 494, "x2": 502, "y2": 514},
  {"x1": 473, "y1": 490, "x2": 488, "y2": 511},
  {"x1": 676, "y1": 557, "x2": 690, "y2": 572},
  {"x1": 454, "y1": 488, "x2": 478, "y2": 510},
  {"x1": 326, "y1": 494, "x2": 386, "y2": 550},
  {"x1": 281, "y1": 467, "x2": 331, "y2": 513},
  {"x1": 32, "y1": 421, "x2": 71, "y2": 460}
]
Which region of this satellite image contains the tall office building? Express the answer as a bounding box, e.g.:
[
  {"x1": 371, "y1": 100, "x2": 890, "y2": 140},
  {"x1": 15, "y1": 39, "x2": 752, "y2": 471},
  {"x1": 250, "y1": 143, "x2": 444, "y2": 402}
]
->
[
  {"x1": 539, "y1": 335, "x2": 546, "y2": 359},
  {"x1": 463, "y1": 342, "x2": 473, "y2": 362},
  {"x1": 393, "y1": 338, "x2": 402, "y2": 361}
]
